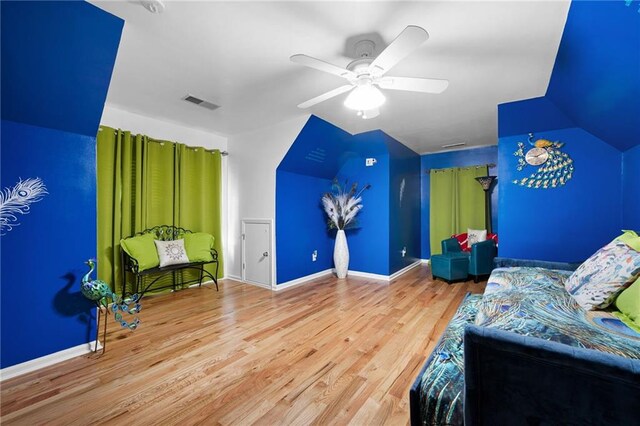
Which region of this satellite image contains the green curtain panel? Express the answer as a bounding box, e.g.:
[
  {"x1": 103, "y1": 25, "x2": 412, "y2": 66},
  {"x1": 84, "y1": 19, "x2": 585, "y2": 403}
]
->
[
  {"x1": 430, "y1": 166, "x2": 487, "y2": 255},
  {"x1": 97, "y1": 126, "x2": 224, "y2": 294}
]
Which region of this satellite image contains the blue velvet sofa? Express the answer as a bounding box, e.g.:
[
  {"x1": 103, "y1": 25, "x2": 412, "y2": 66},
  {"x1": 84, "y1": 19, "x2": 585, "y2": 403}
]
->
[
  {"x1": 410, "y1": 259, "x2": 640, "y2": 425},
  {"x1": 464, "y1": 325, "x2": 640, "y2": 426}
]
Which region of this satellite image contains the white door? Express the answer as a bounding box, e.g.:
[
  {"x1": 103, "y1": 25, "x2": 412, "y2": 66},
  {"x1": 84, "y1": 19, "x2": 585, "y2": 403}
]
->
[{"x1": 242, "y1": 219, "x2": 272, "y2": 288}]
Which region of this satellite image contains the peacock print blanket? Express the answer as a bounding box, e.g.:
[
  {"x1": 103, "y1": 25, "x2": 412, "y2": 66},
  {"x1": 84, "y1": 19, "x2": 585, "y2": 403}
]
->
[{"x1": 418, "y1": 267, "x2": 640, "y2": 425}]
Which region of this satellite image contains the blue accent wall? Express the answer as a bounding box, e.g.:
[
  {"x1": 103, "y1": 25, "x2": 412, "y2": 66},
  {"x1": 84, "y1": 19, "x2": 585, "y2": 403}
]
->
[
  {"x1": 546, "y1": 1, "x2": 640, "y2": 151},
  {"x1": 623, "y1": 145, "x2": 640, "y2": 230},
  {"x1": 1, "y1": 2, "x2": 122, "y2": 368},
  {"x1": 495, "y1": 0, "x2": 639, "y2": 263},
  {"x1": 420, "y1": 146, "x2": 498, "y2": 259},
  {"x1": 275, "y1": 117, "x2": 420, "y2": 282},
  {"x1": 386, "y1": 134, "x2": 421, "y2": 273},
  {"x1": 339, "y1": 132, "x2": 391, "y2": 276},
  {"x1": 1, "y1": 121, "x2": 100, "y2": 367},
  {"x1": 275, "y1": 171, "x2": 334, "y2": 283},
  {"x1": 498, "y1": 125, "x2": 622, "y2": 262}
]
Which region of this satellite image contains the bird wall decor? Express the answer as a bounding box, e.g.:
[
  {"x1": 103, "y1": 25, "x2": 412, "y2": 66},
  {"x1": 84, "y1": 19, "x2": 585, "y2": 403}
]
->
[{"x1": 512, "y1": 133, "x2": 574, "y2": 189}]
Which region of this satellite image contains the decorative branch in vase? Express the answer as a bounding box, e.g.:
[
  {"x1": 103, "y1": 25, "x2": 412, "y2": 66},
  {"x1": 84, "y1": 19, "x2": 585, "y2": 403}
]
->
[{"x1": 322, "y1": 179, "x2": 370, "y2": 278}]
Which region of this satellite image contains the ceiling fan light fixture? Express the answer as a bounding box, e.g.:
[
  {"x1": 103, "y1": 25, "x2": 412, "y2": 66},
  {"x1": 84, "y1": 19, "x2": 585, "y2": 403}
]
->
[{"x1": 343, "y1": 84, "x2": 386, "y2": 111}]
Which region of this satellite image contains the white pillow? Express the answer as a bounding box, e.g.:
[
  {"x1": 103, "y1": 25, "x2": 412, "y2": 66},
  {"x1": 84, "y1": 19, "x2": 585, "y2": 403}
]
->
[
  {"x1": 467, "y1": 228, "x2": 487, "y2": 247},
  {"x1": 155, "y1": 239, "x2": 190, "y2": 267}
]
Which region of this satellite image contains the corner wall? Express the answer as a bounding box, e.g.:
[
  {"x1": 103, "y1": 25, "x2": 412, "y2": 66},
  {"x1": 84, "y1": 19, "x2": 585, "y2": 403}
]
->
[
  {"x1": 226, "y1": 115, "x2": 310, "y2": 280},
  {"x1": 274, "y1": 119, "x2": 421, "y2": 283}
]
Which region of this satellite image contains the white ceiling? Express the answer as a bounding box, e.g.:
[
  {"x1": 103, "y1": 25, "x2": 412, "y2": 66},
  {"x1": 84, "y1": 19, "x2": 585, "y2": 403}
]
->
[{"x1": 91, "y1": 0, "x2": 570, "y2": 153}]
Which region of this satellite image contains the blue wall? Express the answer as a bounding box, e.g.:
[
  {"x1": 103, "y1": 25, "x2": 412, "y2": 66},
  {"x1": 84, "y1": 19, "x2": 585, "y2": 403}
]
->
[
  {"x1": 498, "y1": 125, "x2": 622, "y2": 262},
  {"x1": 339, "y1": 132, "x2": 391, "y2": 276},
  {"x1": 386, "y1": 133, "x2": 421, "y2": 273},
  {"x1": 1, "y1": 1, "x2": 122, "y2": 368},
  {"x1": 1, "y1": 121, "x2": 101, "y2": 367},
  {"x1": 623, "y1": 145, "x2": 640, "y2": 231},
  {"x1": 275, "y1": 118, "x2": 420, "y2": 282},
  {"x1": 420, "y1": 146, "x2": 498, "y2": 259},
  {"x1": 495, "y1": 0, "x2": 639, "y2": 263},
  {"x1": 275, "y1": 171, "x2": 334, "y2": 283},
  {"x1": 546, "y1": 0, "x2": 640, "y2": 152}
]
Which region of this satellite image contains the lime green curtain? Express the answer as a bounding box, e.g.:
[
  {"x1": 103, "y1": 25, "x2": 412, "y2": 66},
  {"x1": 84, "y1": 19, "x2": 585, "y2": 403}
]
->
[
  {"x1": 97, "y1": 126, "x2": 224, "y2": 293},
  {"x1": 429, "y1": 166, "x2": 487, "y2": 254},
  {"x1": 176, "y1": 144, "x2": 224, "y2": 282}
]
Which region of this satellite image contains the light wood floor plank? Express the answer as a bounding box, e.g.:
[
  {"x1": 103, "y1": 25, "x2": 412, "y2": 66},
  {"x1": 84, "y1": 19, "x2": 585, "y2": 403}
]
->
[{"x1": 1, "y1": 265, "x2": 484, "y2": 425}]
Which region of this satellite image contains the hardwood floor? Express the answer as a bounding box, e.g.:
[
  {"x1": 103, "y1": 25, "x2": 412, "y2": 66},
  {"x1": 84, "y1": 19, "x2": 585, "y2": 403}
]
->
[{"x1": 1, "y1": 265, "x2": 485, "y2": 425}]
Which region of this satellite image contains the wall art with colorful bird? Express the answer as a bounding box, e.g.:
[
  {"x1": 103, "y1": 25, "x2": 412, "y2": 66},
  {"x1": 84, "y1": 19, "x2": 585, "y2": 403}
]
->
[
  {"x1": 81, "y1": 259, "x2": 141, "y2": 354},
  {"x1": 512, "y1": 133, "x2": 574, "y2": 189}
]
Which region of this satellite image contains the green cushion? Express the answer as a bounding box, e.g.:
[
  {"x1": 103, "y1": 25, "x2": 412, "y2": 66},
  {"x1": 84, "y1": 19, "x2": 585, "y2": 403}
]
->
[
  {"x1": 614, "y1": 277, "x2": 640, "y2": 332},
  {"x1": 615, "y1": 230, "x2": 640, "y2": 252},
  {"x1": 120, "y1": 233, "x2": 160, "y2": 271},
  {"x1": 184, "y1": 232, "x2": 215, "y2": 262}
]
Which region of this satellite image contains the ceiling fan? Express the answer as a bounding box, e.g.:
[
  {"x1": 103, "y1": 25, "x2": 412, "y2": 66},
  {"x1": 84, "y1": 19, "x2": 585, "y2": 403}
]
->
[{"x1": 291, "y1": 25, "x2": 448, "y2": 119}]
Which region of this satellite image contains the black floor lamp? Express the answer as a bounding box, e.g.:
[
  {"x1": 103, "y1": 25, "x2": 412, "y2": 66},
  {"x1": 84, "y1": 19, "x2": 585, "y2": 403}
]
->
[{"x1": 475, "y1": 175, "x2": 497, "y2": 234}]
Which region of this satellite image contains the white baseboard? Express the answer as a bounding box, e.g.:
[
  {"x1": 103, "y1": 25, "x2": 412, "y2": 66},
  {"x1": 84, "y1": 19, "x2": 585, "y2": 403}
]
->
[
  {"x1": 341, "y1": 260, "x2": 423, "y2": 282},
  {"x1": 344, "y1": 269, "x2": 390, "y2": 281},
  {"x1": 243, "y1": 280, "x2": 272, "y2": 290},
  {"x1": 389, "y1": 260, "x2": 422, "y2": 280},
  {"x1": 1, "y1": 340, "x2": 101, "y2": 381},
  {"x1": 225, "y1": 274, "x2": 242, "y2": 282},
  {"x1": 421, "y1": 258, "x2": 430, "y2": 264},
  {"x1": 275, "y1": 269, "x2": 333, "y2": 291}
]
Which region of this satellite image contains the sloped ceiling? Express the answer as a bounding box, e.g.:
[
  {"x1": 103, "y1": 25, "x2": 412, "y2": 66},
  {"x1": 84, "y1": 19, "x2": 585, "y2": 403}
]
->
[
  {"x1": 90, "y1": 1, "x2": 569, "y2": 153},
  {"x1": 546, "y1": 1, "x2": 640, "y2": 151},
  {"x1": 1, "y1": 1, "x2": 123, "y2": 136}
]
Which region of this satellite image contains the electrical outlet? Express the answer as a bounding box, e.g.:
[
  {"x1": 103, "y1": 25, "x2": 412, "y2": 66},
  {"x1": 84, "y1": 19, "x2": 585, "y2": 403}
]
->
[
  {"x1": 365, "y1": 158, "x2": 377, "y2": 166},
  {"x1": 312, "y1": 250, "x2": 318, "y2": 262},
  {"x1": 401, "y1": 247, "x2": 407, "y2": 257}
]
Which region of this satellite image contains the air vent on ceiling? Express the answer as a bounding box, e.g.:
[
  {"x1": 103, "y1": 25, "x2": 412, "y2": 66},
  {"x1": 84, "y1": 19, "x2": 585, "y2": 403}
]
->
[
  {"x1": 441, "y1": 142, "x2": 466, "y2": 149},
  {"x1": 182, "y1": 94, "x2": 220, "y2": 111}
]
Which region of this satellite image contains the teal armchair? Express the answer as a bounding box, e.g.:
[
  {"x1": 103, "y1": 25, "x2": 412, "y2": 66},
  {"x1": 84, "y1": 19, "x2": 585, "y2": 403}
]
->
[
  {"x1": 438, "y1": 237, "x2": 497, "y2": 283},
  {"x1": 468, "y1": 239, "x2": 497, "y2": 281}
]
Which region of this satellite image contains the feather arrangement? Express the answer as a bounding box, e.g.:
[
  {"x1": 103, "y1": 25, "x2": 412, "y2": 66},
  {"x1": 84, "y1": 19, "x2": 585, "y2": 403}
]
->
[
  {"x1": 322, "y1": 179, "x2": 370, "y2": 230},
  {"x1": 0, "y1": 177, "x2": 48, "y2": 235}
]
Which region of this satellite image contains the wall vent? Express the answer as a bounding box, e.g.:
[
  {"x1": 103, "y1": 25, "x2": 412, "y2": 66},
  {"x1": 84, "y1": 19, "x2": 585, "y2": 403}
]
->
[
  {"x1": 182, "y1": 94, "x2": 220, "y2": 111},
  {"x1": 441, "y1": 142, "x2": 466, "y2": 149}
]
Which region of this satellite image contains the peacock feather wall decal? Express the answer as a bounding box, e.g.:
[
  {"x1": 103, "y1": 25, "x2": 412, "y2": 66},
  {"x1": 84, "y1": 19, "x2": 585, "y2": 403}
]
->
[{"x1": 0, "y1": 177, "x2": 48, "y2": 235}]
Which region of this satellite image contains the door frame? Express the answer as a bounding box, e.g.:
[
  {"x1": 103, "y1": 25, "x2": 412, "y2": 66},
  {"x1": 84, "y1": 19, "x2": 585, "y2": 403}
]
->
[{"x1": 241, "y1": 218, "x2": 275, "y2": 289}]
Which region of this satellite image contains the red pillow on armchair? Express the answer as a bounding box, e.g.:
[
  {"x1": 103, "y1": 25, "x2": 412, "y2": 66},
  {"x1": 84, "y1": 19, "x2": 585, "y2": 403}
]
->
[{"x1": 452, "y1": 232, "x2": 498, "y2": 252}]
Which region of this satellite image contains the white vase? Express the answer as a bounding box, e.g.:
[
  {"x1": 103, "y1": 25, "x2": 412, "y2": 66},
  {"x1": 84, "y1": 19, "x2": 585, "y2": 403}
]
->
[{"x1": 334, "y1": 229, "x2": 349, "y2": 279}]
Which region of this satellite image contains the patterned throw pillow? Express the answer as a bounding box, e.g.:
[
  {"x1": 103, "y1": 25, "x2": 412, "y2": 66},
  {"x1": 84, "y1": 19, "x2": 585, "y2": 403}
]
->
[
  {"x1": 155, "y1": 239, "x2": 190, "y2": 267},
  {"x1": 467, "y1": 228, "x2": 487, "y2": 247},
  {"x1": 565, "y1": 239, "x2": 640, "y2": 311}
]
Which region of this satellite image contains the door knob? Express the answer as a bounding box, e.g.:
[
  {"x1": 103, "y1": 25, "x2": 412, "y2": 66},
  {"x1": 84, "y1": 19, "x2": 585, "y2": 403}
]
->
[{"x1": 263, "y1": 252, "x2": 269, "y2": 257}]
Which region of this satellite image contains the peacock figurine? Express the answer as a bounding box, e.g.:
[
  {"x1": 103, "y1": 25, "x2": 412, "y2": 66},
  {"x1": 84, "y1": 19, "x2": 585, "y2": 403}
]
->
[
  {"x1": 81, "y1": 259, "x2": 113, "y2": 307},
  {"x1": 81, "y1": 259, "x2": 142, "y2": 355}
]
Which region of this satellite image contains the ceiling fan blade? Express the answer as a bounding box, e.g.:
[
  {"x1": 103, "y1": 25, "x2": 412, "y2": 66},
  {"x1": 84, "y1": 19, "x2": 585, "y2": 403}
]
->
[
  {"x1": 290, "y1": 54, "x2": 356, "y2": 80},
  {"x1": 378, "y1": 76, "x2": 449, "y2": 94},
  {"x1": 369, "y1": 26, "x2": 429, "y2": 76},
  {"x1": 297, "y1": 85, "x2": 354, "y2": 109}
]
